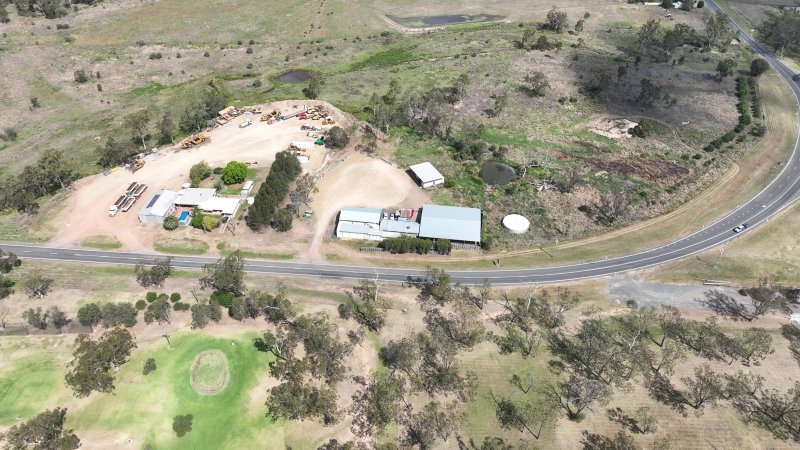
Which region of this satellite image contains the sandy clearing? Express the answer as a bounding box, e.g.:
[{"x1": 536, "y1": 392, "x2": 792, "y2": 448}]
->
[
  {"x1": 49, "y1": 101, "x2": 339, "y2": 251},
  {"x1": 305, "y1": 153, "x2": 431, "y2": 263}
]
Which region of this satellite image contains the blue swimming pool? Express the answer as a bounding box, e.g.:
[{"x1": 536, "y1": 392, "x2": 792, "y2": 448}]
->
[{"x1": 178, "y1": 211, "x2": 190, "y2": 222}]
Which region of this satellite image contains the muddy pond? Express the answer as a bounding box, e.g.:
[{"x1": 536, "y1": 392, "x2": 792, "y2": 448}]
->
[
  {"x1": 387, "y1": 14, "x2": 504, "y2": 28},
  {"x1": 277, "y1": 70, "x2": 311, "y2": 83},
  {"x1": 479, "y1": 160, "x2": 517, "y2": 185}
]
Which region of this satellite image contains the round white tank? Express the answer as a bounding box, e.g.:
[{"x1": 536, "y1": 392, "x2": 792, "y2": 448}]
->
[{"x1": 503, "y1": 214, "x2": 530, "y2": 234}]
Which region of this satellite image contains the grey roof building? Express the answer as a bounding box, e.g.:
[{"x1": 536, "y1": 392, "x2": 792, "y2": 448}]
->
[
  {"x1": 418, "y1": 204, "x2": 481, "y2": 243},
  {"x1": 409, "y1": 162, "x2": 444, "y2": 188},
  {"x1": 336, "y1": 207, "x2": 384, "y2": 241},
  {"x1": 175, "y1": 188, "x2": 216, "y2": 207},
  {"x1": 138, "y1": 190, "x2": 179, "y2": 224}
]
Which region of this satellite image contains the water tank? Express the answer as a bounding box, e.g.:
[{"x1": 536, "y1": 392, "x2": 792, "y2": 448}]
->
[{"x1": 503, "y1": 214, "x2": 530, "y2": 234}]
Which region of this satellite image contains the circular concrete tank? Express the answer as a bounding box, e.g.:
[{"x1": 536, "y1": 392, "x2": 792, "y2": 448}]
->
[{"x1": 503, "y1": 214, "x2": 530, "y2": 234}]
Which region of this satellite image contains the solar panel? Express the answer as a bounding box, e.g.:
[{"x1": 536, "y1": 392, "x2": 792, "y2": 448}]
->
[{"x1": 146, "y1": 194, "x2": 161, "y2": 209}]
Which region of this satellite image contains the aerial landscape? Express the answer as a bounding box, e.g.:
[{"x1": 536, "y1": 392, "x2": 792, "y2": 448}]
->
[{"x1": 1, "y1": 0, "x2": 800, "y2": 448}]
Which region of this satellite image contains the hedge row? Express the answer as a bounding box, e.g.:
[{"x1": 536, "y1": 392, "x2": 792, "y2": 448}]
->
[
  {"x1": 379, "y1": 237, "x2": 452, "y2": 255},
  {"x1": 705, "y1": 77, "x2": 761, "y2": 151},
  {"x1": 245, "y1": 150, "x2": 301, "y2": 231}
]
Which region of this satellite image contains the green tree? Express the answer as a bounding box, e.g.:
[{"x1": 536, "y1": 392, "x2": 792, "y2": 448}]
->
[
  {"x1": 157, "y1": 111, "x2": 175, "y2": 145},
  {"x1": 47, "y1": 306, "x2": 69, "y2": 333},
  {"x1": 24, "y1": 272, "x2": 54, "y2": 299},
  {"x1": 545, "y1": 373, "x2": 612, "y2": 421},
  {"x1": 135, "y1": 257, "x2": 173, "y2": 287},
  {"x1": 757, "y1": 11, "x2": 800, "y2": 57},
  {"x1": 190, "y1": 300, "x2": 222, "y2": 329},
  {"x1": 521, "y1": 71, "x2": 549, "y2": 97},
  {"x1": 98, "y1": 137, "x2": 137, "y2": 169},
  {"x1": 100, "y1": 302, "x2": 138, "y2": 328},
  {"x1": 189, "y1": 161, "x2": 212, "y2": 187},
  {"x1": 143, "y1": 358, "x2": 157, "y2": 375},
  {"x1": 124, "y1": 110, "x2": 151, "y2": 151},
  {"x1": 172, "y1": 414, "x2": 193, "y2": 437},
  {"x1": 271, "y1": 208, "x2": 293, "y2": 232},
  {"x1": 704, "y1": 12, "x2": 733, "y2": 50},
  {"x1": 77, "y1": 303, "x2": 102, "y2": 331},
  {"x1": 716, "y1": 58, "x2": 737, "y2": 80},
  {"x1": 0, "y1": 408, "x2": 80, "y2": 450},
  {"x1": 267, "y1": 380, "x2": 339, "y2": 424},
  {"x1": 326, "y1": 126, "x2": 350, "y2": 149},
  {"x1": 222, "y1": 161, "x2": 248, "y2": 185},
  {"x1": 199, "y1": 251, "x2": 246, "y2": 295},
  {"x1": 65, "y1": 328, "x2": 137, "y2": 397},
  {"x1": 163, "y1": 215, "x2": 179, "y2": 230},
  {"x1": 303, "y1": 74, "x2": 325, "y2": 99},
  {"x1": 494, "y1": 396, "x2": 550, "y2": 440},
  {"x1": 750, "y1": 58, "x2": 770, "y2": 76},
  {"x1": 338, "y1": 280, "x2": 386, "y2": 332},
  {"x1": 575, "y1": 19, "x2": 584, "y2": 33},
  {"x1": 349, "y1": 376, "x2": 405, "y2": 438},
  {"x1": 545, "y1": 7, "x2": 568, "y2": 33},
  {"x1": 22, "y1": 307, "x2": 48, "y2": 332}
]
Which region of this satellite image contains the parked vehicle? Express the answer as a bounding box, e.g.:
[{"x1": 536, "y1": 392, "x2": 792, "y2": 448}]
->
[
  {"x1": 733, "y1": 223, "x2": 748, "y2": 233},
  {"x1": 239, "y1": 119, "x2": 253, "y2": 128}
]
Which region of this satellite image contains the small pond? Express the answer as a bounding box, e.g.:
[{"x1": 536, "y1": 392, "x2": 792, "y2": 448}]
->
[
  {"x1": 479, "y1": 160, "x2": 517, "y2": 185},
  {"x1": 387, "y1": 13, "x2": 504, "y2": 28},
  {"x1": 277, "y1": 70, "x2": 311, "y2": 83}
]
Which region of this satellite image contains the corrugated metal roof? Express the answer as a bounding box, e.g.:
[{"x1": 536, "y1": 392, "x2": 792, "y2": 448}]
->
[
  {"x1": 380, "y1": 220, "x2": 420, "y2": 234},
  {"x1": 175, "y1": 188, "x2": 216, "y2": 206},
  {"x1": 339, "y1": 207, "x2": 383, "y2": 224},
  {"x1": 138, "y1": 190, "x2": 178, "y2": 217},
  {"x1": 199, "y1": 197, "x2": 241, "y2": 215},
  {"x1": 419, "y1": 204, "x2": 481, "y2": 242},
  {"x1": 337, "y1": 222, "x2": 382, "y2": 236},
  {"x1": 409, "y1": 162, "x2": 444, "y2": 184}
]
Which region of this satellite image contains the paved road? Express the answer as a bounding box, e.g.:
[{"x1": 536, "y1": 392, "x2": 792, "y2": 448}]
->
[{"x1": 2, "y1": 2, "x2": 799, "y2": 285}]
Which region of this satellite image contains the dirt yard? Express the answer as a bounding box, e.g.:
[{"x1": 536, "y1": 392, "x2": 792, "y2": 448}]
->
[
  {"x1": 47, "y1": 100, "x2": 338, "y2": 251},
  {"x1": 47, "y1": 100, "x2": 428, "y2": 259}
]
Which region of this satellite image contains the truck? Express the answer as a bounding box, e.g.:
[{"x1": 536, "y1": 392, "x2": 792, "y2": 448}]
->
[
  {"x1": 109, "y1": 195, "x2": 127, "y2": 216},
  {"x1": 239, "y1": 119, "x2": 253, "y2": 128}
]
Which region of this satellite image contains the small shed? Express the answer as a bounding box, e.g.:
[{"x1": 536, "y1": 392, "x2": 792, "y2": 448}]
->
[
  {"x1": 240, "y1": 180, "x2": 254, "y2": 198},
  {"x1": 336, "y1": 207, "x2": 383, "y2": 240},
  {"x1": 409, "y1": 162, "x2": 445, "y2": 188},
  {"x1": 199, "y1": 197, "x2": 241, "y2": 216},
  {"x1": 138, "y1": 190, "x2": 179, "y2": 224}
]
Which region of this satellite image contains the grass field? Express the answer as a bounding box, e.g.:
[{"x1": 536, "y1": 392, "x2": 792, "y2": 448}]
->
[
  {"x1": 154, "y1": 238, "x2": 209, "y2": 255},
  {"x1": 80, "y1": 235, "x2": 123, "y2": 249}
]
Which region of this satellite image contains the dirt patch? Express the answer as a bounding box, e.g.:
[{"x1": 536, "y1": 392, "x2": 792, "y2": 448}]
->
[
  {"x1": 189, "y1": 350, "x2": 230, "y2": 396},
  {"x1": 587, "y1": 117, "x2": 638, "y2": 140},
  {"x1": 584, "y1": 157, "x2": 690, "y2": 182}
]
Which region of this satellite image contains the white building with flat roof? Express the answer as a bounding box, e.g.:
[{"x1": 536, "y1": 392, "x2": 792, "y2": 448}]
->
[
  {"x1": 335, "y1": 207, "x2": 384, "y2": 240},
  {"x1": 175, "y1": 188, "x2": 216, "y2": 207},
  {"x1": 138, "y1": 190, "x2": 179, "y2": 224},
  {"x1": 409, "y1": 162, "x2": 444, "y2": 188}
]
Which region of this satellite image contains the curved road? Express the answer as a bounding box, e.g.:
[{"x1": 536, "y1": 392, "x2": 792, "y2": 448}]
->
[{"x1": 2, "y1": 2, "x2": 799, "y2": 285}]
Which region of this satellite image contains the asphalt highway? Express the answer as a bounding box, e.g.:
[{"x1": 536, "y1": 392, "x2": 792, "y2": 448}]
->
[{"x1": 2, "y1": 1, "x2": 799, "y2": 286}]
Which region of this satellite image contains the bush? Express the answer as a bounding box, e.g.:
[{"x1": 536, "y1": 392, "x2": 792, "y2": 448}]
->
[
  {"x1": 74, "y1": 70, "x2": 88, "y2": 84},
  {"x1": 56, "y1": 23, "x2": 69, "y2": 30},
  {"x1": 201, "y1": 215, "x2": 220, "y2": 231},
  {"x1": 245, "y1": 151, "x2": 302, "y2": 231},
  {"x1": 379, "y1": 236, "x2": 433, "y2": 254},
  {"x1": 2, "y1": 127, "x2": 17, "y2": 141},
  {"x1": 189, "y1": 161, "x2": 211, "y2": 187},
  {"x1": 252, "y1": 79, "x2": 262, "y2": 88},
  {"x1": 212, "y1": 166, "x2": 224, "y2": 175},
  {"x1": 174, "y1": 302, "x2": 191, "y2": 311},
  {"x1": 203, "y1": 51, "x2": 210, "y2": 57},
  {"x1": 163, "y1": 215, "x2": 179, "y2": 230},
  {"x1": 750, "y1": 58, "x2": 769, "y2": 77},
  {"x1": 272, "y1": 208, "x2": 293, "y2": 231},
  {"x1": 135, "y1": 300, "x2": 147, "y2": 310},
  {"x1": 149, "y1": 52, "x2": 163, "y2": 59},
  {"x1": 326, "y1": 126, "x2": 349, "y2": 149},
  {"x1": 170, "y1": 292, "x2": 181, "y2": 303},
  {"x1": 146, "y1": 292, "x2": 158, "y2": 302},
  {"x1": 246, "y1": 47, "x2": 253, "y2": 54},
  {"x1": 210, "y1": 291, "x2": 235, "y2": 308},
  {"x1": 222, "y1": 161, "x2": 248, "y2": 185},
  {"x1": 629, "y1": 118, "x2": 656, "y2": 138},
  {"x1": 436, "y1": 239, "x2": 452, "y2": 255},
  {"x1": 143, "y1": 358, "x2": 157, "y2": 375}
]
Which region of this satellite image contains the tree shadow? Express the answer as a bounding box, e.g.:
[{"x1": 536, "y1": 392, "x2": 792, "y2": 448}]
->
[{"x1": 695, "y1": 290, "x2": 751, "y2": 321}]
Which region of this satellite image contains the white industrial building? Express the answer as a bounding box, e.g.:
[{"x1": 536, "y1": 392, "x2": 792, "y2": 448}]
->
[
  {"x1": 335, "y1": 207, "x2": 384, "y2": 240},
  {"x1": 409, "y1": 162, "x2": 444, "y2": 188},
  {"x1": 418, "y1": 204, "x2": 481, "y2": 244},
  {"x1": 138, "y1": 190, "x2": 179, "y2": 224},
  {"x1": 174, "y1": 188, "x2": 216, "y2": 207}
]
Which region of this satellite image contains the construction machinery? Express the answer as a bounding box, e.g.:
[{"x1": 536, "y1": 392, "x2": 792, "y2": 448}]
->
[
  {"x1": 121, "y1": 196, "x2": 137, "y2": 212},
  {"x1": 180, "y1": 133, "x2": 207, "y2": 149},
  {"x1": 131, "y1": 160, "x2": 145, "y2": 172},
  {"x1": 322, "y1": 116, "x2": 335, "y2": 125},
  {"x1": 239, "y1": 119, "x2": 253, "y2": 128}
]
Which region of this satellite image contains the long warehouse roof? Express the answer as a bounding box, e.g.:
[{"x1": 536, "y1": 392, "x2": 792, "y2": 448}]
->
[{"x1": 418, "y1": 204, "x2": 481, "y2": 242}]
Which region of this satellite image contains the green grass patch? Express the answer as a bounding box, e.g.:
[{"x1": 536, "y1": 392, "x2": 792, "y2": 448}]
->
[
  {"x1": 80, "y1": 235, "x2": 123, "y2": 250},
  {"x1": 216, "y1": 242, "x2": 293, "y2": 260},
  {"x1": 0, "y1": 355, "x2": 70, "y2": 426},
  {"x1": 155, "y1": 238, "x2": 209, "y2": 255},
  {"x1": 69, "y1": 332, "x2": 275, "y2": 449},
  {"x1": 343, "y1": 45, "x2": 419, "y2": 72}
]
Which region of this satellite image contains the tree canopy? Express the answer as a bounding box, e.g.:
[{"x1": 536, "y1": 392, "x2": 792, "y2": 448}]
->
[{"x1": 65, "y1": 328, "x2": 136, "y2": 397}]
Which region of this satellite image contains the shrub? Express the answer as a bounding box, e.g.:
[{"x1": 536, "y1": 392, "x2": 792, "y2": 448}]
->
[
  {"x1": 146, "y1": 292, "x2": 157, "y2": 302},
  {"x1": 212, "y1": 167, "x2": 224, "y2": 175},
  {"x1": 56, "y1": 23, "x2": 69, "y2": 30},
  {"x1": 203, "y1": 51, "x2": 210, "y2": 57},
  {"x1": 189, "y1": 161, "x2": 211, "y2": 187},
  {"x1": 157, "y1": 293, "x2": 168, "y2": 302},
  {"x1": 201, "y1": 215, "x2": 220, "y2": 231},
  {"x1": 379, "y1": 236, "x2": 434, "y2": 254},
  {"x1": 174, "y1": 302, "x2": 191, "y2": 311},
  {"x1": 135, "y1": 300, "x2": 147, "y2": 310},
  {"x1": 74, "y1": 70, "x2": 88, "y2": 84},
  {"x1": 245, "y1": 151, "x2": 302, "y2": 231},
  {"x1": 136, "y1": 40, "x2": 146, "y2": 46},
  {"x1": 249, "y1": 39, "x2": 255, "y2": 45},
  {"x1": 170, "y1": 292, "x2": 181, "y2": 303},
  {"x1": 246, "y1": 47, "x2": 253, "y2": 54},
  {"x1": 2, "y1": 127, "x2": 17, "y2": 141},
  {"x1": 252, "y1": 79, "x2": 262, "y2": 88},
  {"x1": 272, "y1": 208, "x2": 293, "y2": 231},
  {"x1": 163, "y1": 215, "x2": 179, "y2": 230},
  {"x1": 149, "y1": 52, "x2": 163, "y2": 59},
  {"x1": 96, "y1": 84, "x2": 102, "y2": 92},
  {"x1": 210, "y1": 292, "x2": 235, "y2": 308},
  {"x1": 436, "y1": 239, "x2": 452, "y2": 255},
  {"x1": 222, "y1": 161, "x2": 248, "y2": 185},
  {"x1": 143, "y1": 358, "x2": 157, "y2": 375},
  {"x1": 326, "y1": 126, "x2": 349, "y2": 149},
  {"x1": 750, "y1": 58, "x2": 769, "y2": 77}
]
